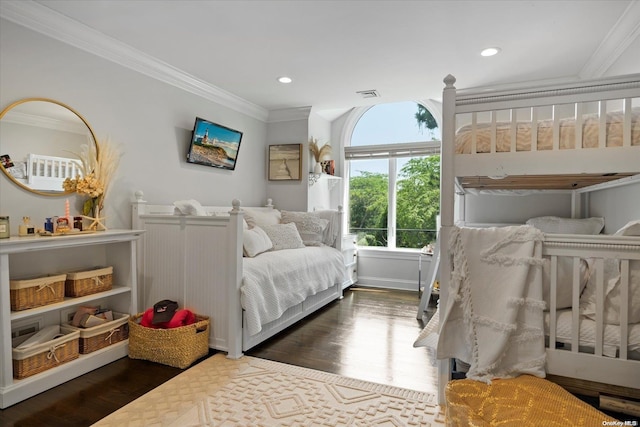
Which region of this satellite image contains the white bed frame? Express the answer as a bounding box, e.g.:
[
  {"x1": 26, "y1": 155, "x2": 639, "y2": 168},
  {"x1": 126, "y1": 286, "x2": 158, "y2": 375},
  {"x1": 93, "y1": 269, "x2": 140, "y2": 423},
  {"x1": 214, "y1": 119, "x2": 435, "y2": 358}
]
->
[
  {"x1": 131, "y1": 191, "x2": 346, "y2": 359},
  {"x1": 11, "y1": 153, "x2": 82, "y2": 192},
  {"x1": 438, "y1": 74, "x2": 640, "y2": 403}
]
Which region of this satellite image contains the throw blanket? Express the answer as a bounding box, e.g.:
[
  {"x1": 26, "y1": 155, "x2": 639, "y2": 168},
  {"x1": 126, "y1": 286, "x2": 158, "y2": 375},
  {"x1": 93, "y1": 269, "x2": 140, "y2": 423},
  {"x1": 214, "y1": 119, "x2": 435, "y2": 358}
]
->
[
  {"x1": 241, "y1": 246, "x2": 346, "y2": 335},
  {"x1": 417, "y1": 225, "x2": 547, "y2": 383}
]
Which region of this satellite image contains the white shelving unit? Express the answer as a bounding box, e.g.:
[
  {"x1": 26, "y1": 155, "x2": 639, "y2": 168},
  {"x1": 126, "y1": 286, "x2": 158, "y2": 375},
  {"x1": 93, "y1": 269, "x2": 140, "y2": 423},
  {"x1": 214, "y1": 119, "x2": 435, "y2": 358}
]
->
[
  {"x1": 0, "y1": 229, "x2": 143, "y2": 408},
  {"x1": 342, "y1": 233, "x2": 358, "y2": 288}
]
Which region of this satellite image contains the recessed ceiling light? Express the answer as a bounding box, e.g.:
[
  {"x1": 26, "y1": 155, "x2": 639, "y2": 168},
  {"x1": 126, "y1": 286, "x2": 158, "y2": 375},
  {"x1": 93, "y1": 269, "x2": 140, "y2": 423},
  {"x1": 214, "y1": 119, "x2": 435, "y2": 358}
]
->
[
  {"x1": 481, "y1": 47, "x2": 501, "y2": 57},
  {"x1": 277, "y1": 76, "x2": 292, "y2": 84}
]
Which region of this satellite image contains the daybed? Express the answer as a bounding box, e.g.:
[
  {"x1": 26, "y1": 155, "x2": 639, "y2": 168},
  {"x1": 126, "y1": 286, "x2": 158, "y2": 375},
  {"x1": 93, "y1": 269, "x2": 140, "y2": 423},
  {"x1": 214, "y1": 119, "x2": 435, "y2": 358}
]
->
[
  {"x1": 131, "y1": 193, "x2": 349, "y2": 359},
  {"x1": 425, "y1": 74, "x2": 640, "y2": 412},
  {"x1": 5, "y1": 153, "x2": 82, "y2": 192}
]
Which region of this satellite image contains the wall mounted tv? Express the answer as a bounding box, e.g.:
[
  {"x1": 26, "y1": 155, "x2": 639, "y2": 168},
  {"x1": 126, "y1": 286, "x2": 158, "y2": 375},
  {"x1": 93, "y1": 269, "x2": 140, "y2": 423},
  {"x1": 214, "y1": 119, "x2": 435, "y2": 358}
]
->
[{"x1": 187, "y1": 117, "x2": 243, "y2": 170}]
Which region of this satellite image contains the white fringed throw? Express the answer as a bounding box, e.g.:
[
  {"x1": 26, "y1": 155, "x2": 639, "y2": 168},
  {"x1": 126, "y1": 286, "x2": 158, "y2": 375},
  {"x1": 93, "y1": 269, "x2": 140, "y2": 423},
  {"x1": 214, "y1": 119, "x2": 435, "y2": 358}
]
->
[{"x1": 416, "y1": 225, "x2": 547, "y2": 383}]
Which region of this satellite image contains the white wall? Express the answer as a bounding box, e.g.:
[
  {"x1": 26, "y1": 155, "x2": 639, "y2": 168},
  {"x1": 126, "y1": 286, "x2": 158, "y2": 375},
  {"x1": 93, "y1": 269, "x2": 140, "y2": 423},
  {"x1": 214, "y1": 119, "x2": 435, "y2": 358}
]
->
[
  {"x1": 588, "y1": 182, "x2": 640, "y2": 233},
  {"x1": 265, "y1": 117, "x2": 309, "y2": 212},
  {"x1": 0, "y1": 20, "x2": 269, "y2": 233},
  {"x1": 462, "y1": 192, "x2": 572, "y2": 224}
]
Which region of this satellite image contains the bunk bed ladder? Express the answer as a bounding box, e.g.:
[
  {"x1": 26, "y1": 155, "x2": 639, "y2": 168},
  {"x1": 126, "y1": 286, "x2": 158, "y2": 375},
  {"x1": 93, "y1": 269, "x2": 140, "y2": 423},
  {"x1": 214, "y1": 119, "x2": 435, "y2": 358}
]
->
[{"x1": 417, "y1": 238, "x2": 440, "y2": 319}]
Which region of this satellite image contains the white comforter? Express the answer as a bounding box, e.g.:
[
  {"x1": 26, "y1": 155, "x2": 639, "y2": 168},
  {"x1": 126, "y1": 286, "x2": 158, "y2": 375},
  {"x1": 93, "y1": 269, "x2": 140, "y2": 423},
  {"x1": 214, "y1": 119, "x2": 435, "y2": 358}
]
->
[{"x1": 241, "y1": 246, "x2": 347, "y2": 336}]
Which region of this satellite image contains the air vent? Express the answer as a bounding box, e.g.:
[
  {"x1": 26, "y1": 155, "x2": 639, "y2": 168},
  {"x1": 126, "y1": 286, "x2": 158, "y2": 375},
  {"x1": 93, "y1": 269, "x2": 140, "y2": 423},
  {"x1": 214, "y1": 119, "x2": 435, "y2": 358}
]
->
[{"x1": 356, "y1": 89, "x2": 380, "y2": 98}]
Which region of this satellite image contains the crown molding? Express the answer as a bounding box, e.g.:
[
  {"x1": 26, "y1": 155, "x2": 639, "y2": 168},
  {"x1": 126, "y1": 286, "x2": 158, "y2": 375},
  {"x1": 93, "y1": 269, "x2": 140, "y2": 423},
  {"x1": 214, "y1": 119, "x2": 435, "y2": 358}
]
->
[
  {"x1": 0, "y1": 1, "x2": 269, "y2": 122},
  {"x1": 580, "y1": 0, "x2": 640, "y2": 79},
  {"x1": 4, "y1": 110, "x2": 88, "y2": 134},
  {"x1": 267, "y1": 106, "x2": 312, "y2": 123}
]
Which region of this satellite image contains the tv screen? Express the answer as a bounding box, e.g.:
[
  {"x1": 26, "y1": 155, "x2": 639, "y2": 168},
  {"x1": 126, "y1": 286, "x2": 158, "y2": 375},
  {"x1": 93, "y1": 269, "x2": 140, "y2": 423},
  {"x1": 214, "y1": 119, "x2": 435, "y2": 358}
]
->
[{"x1": 187, "y1": 117, "x2": 243, "y2": 170}]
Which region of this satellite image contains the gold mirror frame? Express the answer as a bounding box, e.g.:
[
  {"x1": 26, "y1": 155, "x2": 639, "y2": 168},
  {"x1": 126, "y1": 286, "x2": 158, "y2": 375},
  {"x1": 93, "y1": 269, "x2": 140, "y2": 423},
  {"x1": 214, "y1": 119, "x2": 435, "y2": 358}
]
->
[{"x1": 0, "y1": 98, "x2": 98, "y2": 197}]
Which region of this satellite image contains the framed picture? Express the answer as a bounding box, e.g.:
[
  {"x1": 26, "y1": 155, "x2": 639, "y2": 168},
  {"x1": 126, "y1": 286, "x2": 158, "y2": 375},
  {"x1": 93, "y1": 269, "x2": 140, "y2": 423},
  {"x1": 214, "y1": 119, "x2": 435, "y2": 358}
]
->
[
  {"x1": 187, "y1": 117, "x2": 243, "y2": 170},
  {"x1": 269, "y1": 144, "x2": 302, "y2": 181},
  {"x1": 321, "y1": 160, "x2": 335, "y2": 175}
]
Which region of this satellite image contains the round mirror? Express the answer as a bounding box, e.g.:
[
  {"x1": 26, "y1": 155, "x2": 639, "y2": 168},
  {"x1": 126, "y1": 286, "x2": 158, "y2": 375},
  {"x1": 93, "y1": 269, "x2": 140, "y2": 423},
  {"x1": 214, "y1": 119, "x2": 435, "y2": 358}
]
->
[{"x1": 0, "y1": 98, "x2": 98, "y2": 196}]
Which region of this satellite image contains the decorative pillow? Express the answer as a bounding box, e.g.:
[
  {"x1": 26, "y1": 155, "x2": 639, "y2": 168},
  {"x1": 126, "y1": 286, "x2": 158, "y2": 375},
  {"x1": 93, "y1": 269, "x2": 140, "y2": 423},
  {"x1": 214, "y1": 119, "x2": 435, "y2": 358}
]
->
[
  {"x1": 243, "y1": 208, "x2": 281, "y2": 229},
  {"x1": 173, "y1": 199, "x2": 207, "y2": 216},
  {"x1": 542, "y1": 257, "x2": 589, "y2": 310},
  {"x1": 261, "y1": 223, "x2": 305, "y2": 251},
  {"x1": 314, "y1": 209, "x2": 340, "y2": 247},
  {"x1": 526, "y1": 216, "x2": 604, "y2": 235},
  {"x1": 281, "y1": 211, "x2": 329, "y2": 246},
  {"x1": 580, "y1": 219, "x2": 640, "y2": 324},
  {"x1": 243, "y1": 226, "x2": 273, "y2": 258}
]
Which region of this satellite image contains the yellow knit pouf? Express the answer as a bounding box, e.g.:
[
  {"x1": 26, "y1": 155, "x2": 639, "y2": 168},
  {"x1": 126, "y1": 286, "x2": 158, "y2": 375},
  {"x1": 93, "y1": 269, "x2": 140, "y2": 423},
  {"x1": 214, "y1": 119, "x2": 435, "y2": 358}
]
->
[{"x1": 445, "y1": 375, "x2": 619, "y2": 427}]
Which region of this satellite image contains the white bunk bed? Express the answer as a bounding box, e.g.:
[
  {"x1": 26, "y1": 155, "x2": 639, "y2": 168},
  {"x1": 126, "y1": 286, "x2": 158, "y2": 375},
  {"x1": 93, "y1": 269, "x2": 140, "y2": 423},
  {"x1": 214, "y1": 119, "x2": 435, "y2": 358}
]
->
[
  {"x1": 131, "y1": 192, "x2": 348, "y2": 359},
  {"x1": 5, "y1": 153, "x2": 81, "y2": 192},
  {"x1": 435, "y1": 74, "x2": 640, "y2": 405}
]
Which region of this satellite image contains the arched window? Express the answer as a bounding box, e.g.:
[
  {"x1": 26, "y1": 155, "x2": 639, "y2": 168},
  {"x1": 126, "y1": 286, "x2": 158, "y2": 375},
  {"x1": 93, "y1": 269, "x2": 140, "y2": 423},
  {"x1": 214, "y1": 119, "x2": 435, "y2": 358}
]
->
[{"x1": 345, "y1": 101, "x2": 440, "y2": 249}]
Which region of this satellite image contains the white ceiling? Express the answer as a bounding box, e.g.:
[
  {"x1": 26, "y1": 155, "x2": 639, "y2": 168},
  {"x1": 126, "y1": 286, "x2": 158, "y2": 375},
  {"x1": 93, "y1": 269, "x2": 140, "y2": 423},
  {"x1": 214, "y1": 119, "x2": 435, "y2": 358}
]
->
[{"x1": 4, "y1": 1, "x2": 640, "y2": 121}]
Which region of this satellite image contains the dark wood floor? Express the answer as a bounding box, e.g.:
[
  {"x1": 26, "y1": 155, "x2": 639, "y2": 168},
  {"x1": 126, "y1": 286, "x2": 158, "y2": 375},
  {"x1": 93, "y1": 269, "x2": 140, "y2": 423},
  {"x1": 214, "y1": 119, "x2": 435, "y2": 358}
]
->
[
  {"x1": 0, "y1": 287, "x2": 435, "y2": 427},
  {"x1": 1, "y1": 287, "x2": 636, "y2": 426}
]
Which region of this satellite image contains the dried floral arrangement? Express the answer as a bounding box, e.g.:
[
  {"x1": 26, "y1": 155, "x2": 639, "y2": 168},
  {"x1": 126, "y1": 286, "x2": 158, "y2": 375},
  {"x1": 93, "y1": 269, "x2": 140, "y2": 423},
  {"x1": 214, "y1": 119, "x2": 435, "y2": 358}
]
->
[
  {"x1": 63, "y1": 137, "x2": 121, "y2": 230},
  {"x1": 308, "y1": 138, "x2": 332, "y2": 162}
]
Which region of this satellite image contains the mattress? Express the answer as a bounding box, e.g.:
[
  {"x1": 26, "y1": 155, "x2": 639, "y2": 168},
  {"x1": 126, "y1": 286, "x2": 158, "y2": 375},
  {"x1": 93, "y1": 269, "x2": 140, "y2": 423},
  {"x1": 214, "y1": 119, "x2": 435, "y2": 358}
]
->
[
  {"x1": 455, "y1": 108, "x2": 640, "y2": 154},
  {"x1": 545, "y1": 309, "x2": 640, "y2": 358},
  {"x1": 445, "y1": 375, "x2": 618, "y2": 426}
]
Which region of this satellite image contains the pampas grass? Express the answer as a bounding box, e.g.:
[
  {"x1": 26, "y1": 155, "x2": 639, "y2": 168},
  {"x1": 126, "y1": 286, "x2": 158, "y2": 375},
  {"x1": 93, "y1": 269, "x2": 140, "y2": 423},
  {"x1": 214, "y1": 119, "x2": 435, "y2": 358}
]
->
[
  {"x1": 309, "y1": 138, "x2": 332, "y2": 162},
  {"x1": 63, "y1": 136, "x2": 121, "y2": 225},
  {"x1": 93, "y1": 137, "x2": 121, "y2": 210}
]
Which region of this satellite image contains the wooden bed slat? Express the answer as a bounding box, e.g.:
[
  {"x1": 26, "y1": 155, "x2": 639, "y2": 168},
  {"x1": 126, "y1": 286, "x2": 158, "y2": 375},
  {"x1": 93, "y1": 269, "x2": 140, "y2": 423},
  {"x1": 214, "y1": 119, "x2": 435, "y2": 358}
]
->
[
  {"x1": 574, "y1": 103, "x2": 584, "y2": 150},
  {"x1": 457, "y1": 173, "x2": 636, "y2": 190},
  {"x1": 599, "y1": 101, "x2": 607, "y2": 148},
  {"x1": 623, "y1": 98, "x2": 632, "y2": 148}
]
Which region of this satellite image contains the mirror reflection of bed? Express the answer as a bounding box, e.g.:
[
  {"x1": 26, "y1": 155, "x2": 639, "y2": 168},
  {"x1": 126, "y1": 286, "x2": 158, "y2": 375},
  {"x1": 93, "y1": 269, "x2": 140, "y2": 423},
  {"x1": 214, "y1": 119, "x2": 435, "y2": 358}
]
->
[{"x1": 0, "y1": 98, "x2": 97, "y2": 195}]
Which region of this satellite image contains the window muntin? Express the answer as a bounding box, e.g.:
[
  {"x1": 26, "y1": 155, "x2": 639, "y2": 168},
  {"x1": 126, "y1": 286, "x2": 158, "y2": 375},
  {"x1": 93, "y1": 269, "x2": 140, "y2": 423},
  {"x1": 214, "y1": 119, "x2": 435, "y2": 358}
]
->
[{"x1": 347, "y1": 101, "x2": 440, "y2": 249}]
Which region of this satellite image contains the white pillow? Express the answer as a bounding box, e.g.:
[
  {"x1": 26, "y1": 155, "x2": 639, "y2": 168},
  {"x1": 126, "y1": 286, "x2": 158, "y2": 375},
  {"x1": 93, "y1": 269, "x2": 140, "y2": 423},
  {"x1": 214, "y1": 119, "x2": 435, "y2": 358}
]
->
[
  {"x1": 243, "y1": 226, "x2": 273, "y2": 257},
  {"x1": 262, "y1": 223, "x2": 305, "y2": 251},
  {"x1": 281, "y1": 211, "x2": 329, "y2": 246},
  {"x1": 173, "y1": 199, "x2": 207, "y2": 216},
  {"x1": 614, "y1": 219, "x2": 640, "y2": 236},
  {"x1": 580, "y1": 220, "x2": 640, "y2": 324},
  {"x1": 542, "y1": 257, "x2": 589, "y2": 310},
  {"x1": 526, "y1": 216, "x2": 604, "y2": 235},
  {"x1": 243, "y1": 208, "x2": 281, "y2": 229}
]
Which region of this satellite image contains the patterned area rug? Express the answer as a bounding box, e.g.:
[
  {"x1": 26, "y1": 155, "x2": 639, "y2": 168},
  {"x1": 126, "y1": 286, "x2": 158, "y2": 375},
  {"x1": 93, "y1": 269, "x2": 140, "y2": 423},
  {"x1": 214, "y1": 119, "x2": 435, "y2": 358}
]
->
[{"x1": 93, "y1": 354, "x2": 445, "y2": 426}]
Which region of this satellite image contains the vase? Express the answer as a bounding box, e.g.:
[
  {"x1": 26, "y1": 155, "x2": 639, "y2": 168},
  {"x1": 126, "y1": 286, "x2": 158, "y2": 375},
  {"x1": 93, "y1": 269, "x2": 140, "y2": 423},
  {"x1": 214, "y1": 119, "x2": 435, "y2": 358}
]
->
[
  {"x1": 313, "y1": 161, "x2": 322, "y2": 174},
  {"x1": 87, "y1": 198, "x2": 107, "y2": 231}
]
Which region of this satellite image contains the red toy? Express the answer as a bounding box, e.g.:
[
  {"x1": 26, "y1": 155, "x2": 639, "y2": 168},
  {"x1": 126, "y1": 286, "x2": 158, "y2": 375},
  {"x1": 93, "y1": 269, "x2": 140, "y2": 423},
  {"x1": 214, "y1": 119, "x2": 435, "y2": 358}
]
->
[{"x1": 140, "y1": 308, "x2": 196, "y2": 329}]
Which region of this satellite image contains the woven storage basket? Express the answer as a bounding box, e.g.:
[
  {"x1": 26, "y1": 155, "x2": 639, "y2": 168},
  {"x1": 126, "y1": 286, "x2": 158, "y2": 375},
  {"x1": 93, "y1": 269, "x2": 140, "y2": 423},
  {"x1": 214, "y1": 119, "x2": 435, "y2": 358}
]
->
[
  {"x1": 61, "y1": 312, "x2": 129, "y2": 354},
  {"x1": 12, "y1": 329, "x2": 80, "y2": 379},
  {"x1": 128, "y1": 313, "x2": 209, "y2": 369},
  {"x1": 9, "y1": 274, "x2": 66, "y2": 311},
  {"x1": 65, "y1": 266, "x2": 113, "y2": 297}
]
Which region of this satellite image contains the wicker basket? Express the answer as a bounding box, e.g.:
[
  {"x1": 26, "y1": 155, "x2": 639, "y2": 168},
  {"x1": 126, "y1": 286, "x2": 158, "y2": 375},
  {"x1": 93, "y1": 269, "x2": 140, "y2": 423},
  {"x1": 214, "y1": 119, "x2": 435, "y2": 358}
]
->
[
  {"x1": 12, "y1": 329, "x2": 80, "y2": 379},
  {"x1": 61, "y1": 312, "x2": 129, "y2": 354},
  {"x1": 10, "y1": 274, "x2": 66, "y2": 311},
  {"x1": 128, "y1": 313, "x2": 209, "y2": 369},
  {"x1": 65, "y1": 266, "x2": 113, "y2": 297}
]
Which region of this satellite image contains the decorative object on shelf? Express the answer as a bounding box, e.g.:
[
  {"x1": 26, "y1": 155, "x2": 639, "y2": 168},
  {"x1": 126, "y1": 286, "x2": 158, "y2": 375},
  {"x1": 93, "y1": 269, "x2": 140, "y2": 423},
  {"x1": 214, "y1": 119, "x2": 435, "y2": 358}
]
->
[
  {"x1": 320, "y1": 160, "x2": 335, "y2": 175},
  {"x1": 309, "y1": 138, "x2": 332, "y2": 175},
  {"x1": 268, "y1": 144, "x2": 302, "y2": 181},
  {"x1": 0, "y1": 216, "x2": 9, "y2": 239},
  {"x1": 63, "y1": 137, "x2": 121, "y2": 230},
  {"x1": 18, "y1": 216, "x2": 35, "y2": 236}
]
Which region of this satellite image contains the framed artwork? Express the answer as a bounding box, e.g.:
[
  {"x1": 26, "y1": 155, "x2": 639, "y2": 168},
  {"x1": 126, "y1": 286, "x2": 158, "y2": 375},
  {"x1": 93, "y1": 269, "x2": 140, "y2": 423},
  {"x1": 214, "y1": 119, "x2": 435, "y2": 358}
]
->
[
  {"x1": 187, "y1": 117, "x2": 243, "y2": 170},
  {"x1": 268, "y1": 144, "x2": 302, "y2": 181},
  {"x1": 321, "y1": 160, "x2": 335, "y2": 175}
]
